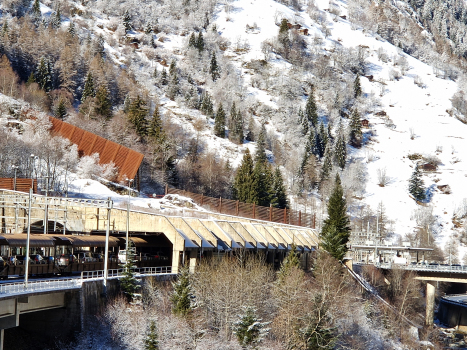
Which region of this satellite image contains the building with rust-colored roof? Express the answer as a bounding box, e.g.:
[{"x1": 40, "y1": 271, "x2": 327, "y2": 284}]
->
[{"x1": 49, "y1": 116, "x2": 144, "y2": 186}]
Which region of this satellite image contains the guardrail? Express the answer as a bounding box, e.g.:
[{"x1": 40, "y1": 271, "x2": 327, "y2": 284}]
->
[
  {"x1": 0, "y1": 278, "x2": 81, "y2": 297},
  {"x1": 373, "y1": 262, "x2": 467, "y2": 273},
  {"x1": 80, "y1": 266, "x2": 176, "y2": 280}
]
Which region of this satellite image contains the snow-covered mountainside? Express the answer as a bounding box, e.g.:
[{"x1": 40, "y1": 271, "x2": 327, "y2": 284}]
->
[{"x1": 1, "y1": 0, "x2": 467, "y2": 259}]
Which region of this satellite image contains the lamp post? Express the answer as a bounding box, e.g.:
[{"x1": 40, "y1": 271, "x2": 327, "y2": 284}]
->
[
  {"x1": 24, "y1": 188, "x2": 32, "y2": 289},
  {"x1": 12, "y1": 165, "x2": 18, "y2": 191},
  {"x1": 30, "y1": 154, "x2": 35, "y2": 191},
  {"x1": 126, "y1": 179, "x2": 134, "y2": 253}
]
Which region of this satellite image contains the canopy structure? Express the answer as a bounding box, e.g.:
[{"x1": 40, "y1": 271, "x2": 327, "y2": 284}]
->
[{"x1": 0, "y1": 234, "x2": 55, "y2": 247}]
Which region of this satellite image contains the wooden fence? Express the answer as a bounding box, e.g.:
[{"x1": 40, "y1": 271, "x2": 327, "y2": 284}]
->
[
  {"x1": 0, "y1": 178, "x2": 37, "y2": 194},
  {"x1": 165, "y1": 187, "x2": 315, "y2": 228}
]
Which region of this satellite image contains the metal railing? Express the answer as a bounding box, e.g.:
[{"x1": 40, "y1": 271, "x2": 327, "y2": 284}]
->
[
  {"x1": 374, "y1": 262, "x2": 467, "y2": 273},
  {"x1": 80, "y1": 266, "x2": 176, "y2": 280},
  {"x1": 0, "y1": 278, "x2": 81, "y2": 296},
  {"x1": 0, "y1": 267, "x2": 176, "y2": 298}
]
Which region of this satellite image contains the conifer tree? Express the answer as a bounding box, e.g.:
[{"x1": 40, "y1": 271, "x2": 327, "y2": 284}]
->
[
  {"x1": 26, "y1": 72, "x2": 35, "y2": 85},
  {"x1": 200, "y1": 91, "x2": 213, "y2": 117},
  {"x1": 214, "y1": 104, "x2": 226, "y2": 138},
  {"x1": 32, "y1": 0, "x2": 41, "y2": 18},
  {"x1": 299, "y1": 108, "x2": 308, "y2": 135},
  {"x1": 94, "y1": 85, "x2": 112, "y2": 119},
  {"x1": 409, "y1": 165, "x2": 426, "y2": 201},
  {"x1": 319, "y1": 122, "x2": 328, "y2": 150},
  {"x1": 153, "y1": 66, "x2": 158, "y2": 79},
  {"x1": 50, "y1": 6, "x2": 61, "y2": 29},
  {"x1": 233, "y1": 149, "x2": 255, "y2": 203},
  {"x1": 144, "y1": 320, "x2": 159, "y2": 350},
  {"x1": 119, "y1": 243, "x2": 140, "y2": 301},
  {"x1": 320, "y1": 174, "x2": 351, "y2": 261},
  {"x1": 127, "y1": 95, "x2": 149, "y2": 136},
  {"x1": 196, "y1": 32, "x2": 204, "y2": 52},
  {"x1": 354, "y1": 74, "x2": 362, "y2": 98},
  {"x1": 36, "y1": 57, "x2": 52, "y2": 92},
  {"x1": 255, "y1": 124, "x2": 268, "y2": 164},
  {"x1": 333, "y1": 122, "x2": 346, "y2": 170},
  {"x1": 167, "y1": 72, "x2": 179, "y2": 100},
  {"x1": 171, "y1": 267, "x2": 195, "y2": 316},
  {"x1": 55, "y1": 99, "x2": 67, "y2": 119},
  {"x1": 349, "y1": 109, "x2": 362, "y2": 147},
  {"x1": 210, "y1": 52, "x2": 220, "y2": 81},
  {"x1": 169, "y1": 59, "x2": 177, "y2": 76},
  {"x1": 160, "y1": 68, "x2": 168, "y2": 85},
  {"x1": 68, "y1": 21, "x2": 76, "y2": 37},
  {"x1": 188, "y1": 32, "x2": 196, "y2": 48},
  {"x1": 321, "y1": 143, "x2": 333, "y2": 181},
  {"x1": 271, "y1": 167, "x2": 288, "y2": 209},
  {"x1": 233, "y1": 306, "x2": 270, "y2": 348},
  {"x1": 305, "y1": 90, "x2": 318, "y2": 127},
  {"x1": 81, "y1": 71, "x2": 95, "y2": 102},
  {"x1": 229, "y1": 102, "x2": 243, "y2": 144},
  {"x1": 122, "y1": 9, "x2": 132, "y2": 32},
  {"x1": 278, "y1": 18, "x2": 290, "y2": 51},
  {"x1": 252, "y1": 161, "x2": 273, "y2": 207},
  {"x1": 148, "y1": 105, "x2": 165, "y2": 143},
  {"x1": 144, "y1": 22, "x2": 153, "y2": 34}
]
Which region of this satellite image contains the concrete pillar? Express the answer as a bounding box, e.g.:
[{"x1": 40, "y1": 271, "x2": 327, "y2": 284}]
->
[
  {"x1": 189, "y1": 250, "x2": 197, "y2": 273},
  {"x1": 1, "y1": 329, "x2": 4, "y2": 350},
  {"x1": 426, "y1": 281, "x2": 436, "y2": 326},
  {"x1": 172, "y1": 250, "x2": 180, "y2": 274}
]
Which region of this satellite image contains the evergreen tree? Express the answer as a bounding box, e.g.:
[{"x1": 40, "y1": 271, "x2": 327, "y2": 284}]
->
[
  {"x1": 148, "y1": 105, "x2": 165, "y2": 143},
  {"x1": 349, "y1": 109, "x2": 362, "y2": 147},
  {"x1": 229, "y1": 102, "x2": 243, "y2": 144},
  {"x1": 279, "y1": 18, "x2": 289, "y2": 35},
  {"x1": 171, "y1": 267, "x2": 195, "y2": 316},
  {"x1": 299, "y1": 294, "x2": 337, "y2": 350},
  {"x1": 321, "y1": 143, "x2": 333, "y2": 181},
  {"x1": 333, "y1": 122, "x2": 346, "y2": 170},
  {"x1": 32, "y1": 0, "x2": 41, "y2": 18},
  {"x1": 299, "y1": 108, "x2": 308, "y2": 135},
  {"x1": 252, "y1": 161, "x2": 273, "y2": 207},
  {"x1": 305, "y1": 90, "x2": 318, "y2": 127},
  {"x1": 35, "y1": 57, "x2": 52, "y2": 92},
  {"x1": 94, "y1": 85, "x2": 112, "y2": 119},
  {"x1": 320, "y1": 174, "x2": 351, "y2": 261},
  {"x1": 210, "y1": 52, "x2": 220, "y2": 81},
  {"x1": 55, "y1": 99, "x2": 67, "y2": 119},
  {"x1": 122, "y1": 10, "x2": 132, "y2": 32},
  {"x1": 271, "y1": 167, "x2": 288, "y2": 209},
  {"x1": 153, "y1": 66, "x2": 158, "y2": 79},
  {"x1": 254, "y1": 124, "x2": 268, "y2": 164},
  {"x1": 144, "y1": 320, "x2": 159, "y2": 350},
  {"x1": 233, "y1": 149, "x2": 255, "y2": 203},
  {"x1": 409, "y1": 165, "x2": 426, "y2": 201},
  {"x1": 50, "y1": 7, "x2": 61, "y2": 29},
  {"x1": 319, "y1": 122, "x2": 328, "y2": 150},
  {"x1": 188, "y1": 32, "x2": 196, "y2": 48},
  {"x1": 169, "y1": 59, "x2": 177, "y2": 76},
  {"x1": 196, "y1": 32, "x2": 204, "y2": 51},
  {"x1": 166, "y1": 156, "x2": 179, "y2": 187},
  {"x1": 354, "y1": 74, "x2": 362, "y2": 98},
  {"x1": 68, "y1": 21, "x2": 76, "y2": 37},
  {"x1": 278, "y1": 18, "x2": 290, "y2": 51},
  {"x1": 81, "y1": 71, "x2": 95, "y2": 102},
  {"x1": 200, "y1": 91, "x2": 213, "y2": 117},
  {"x1": 144, "y1": 22, "x2": 153, "y2": 34},
  {"x1": 127, "y1": 95, "x2": 149, "y2": 137},
  {"x1": 26, "y1": 72, "x2": 35, "y2": 85},
  {"x1": 313, "y1": 129, "x2": 324, "y2": 159},
  {"x1": 167, "y1": 72, "x2": 179, "y2": 100},
  {"x1": 160, "y1": 68, "x2": 168, "y2": 85},
  {"x1": 214, "y1": 104, "x2": 226, "y2": 138},
  {"x1": 119, "y1": 243, "x2": 140, "y2": 301},
  {"x1": 233, "y1": 306, "x2": 270, "y2": 348},
  {"x1": 123, "y1": 94, "x2": 131, "y2": 113}
]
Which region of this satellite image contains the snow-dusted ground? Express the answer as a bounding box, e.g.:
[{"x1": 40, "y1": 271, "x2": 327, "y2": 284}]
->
[{"x1": 3, "y1": 0, "x2": 467, "y2": 258}]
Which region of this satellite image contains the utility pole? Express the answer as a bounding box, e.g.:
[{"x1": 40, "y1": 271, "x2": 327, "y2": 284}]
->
[
  {"x1": 24, "y1": 188, "x2": 32, "y2": 289},
  {"x1": 126, "y1": 179, "x2": 133, "y2": 253},
  {"x1": 103, "y1": 197, "x2": 113, "y2": 293}
]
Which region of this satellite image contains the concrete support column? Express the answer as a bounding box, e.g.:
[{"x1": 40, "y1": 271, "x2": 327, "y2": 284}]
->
[
  {"x1": 1, "y1": 329, "x2": 4, "y2": 350},
  {"x1": 172, "y1": 250, "x2": 180, "y2": 274},
  {"x1": 426, "y1": 281, "x2": 436, "y2": 326},
  {"x1": 189, "y1": 250, "x2": 197, "y2": 273}
]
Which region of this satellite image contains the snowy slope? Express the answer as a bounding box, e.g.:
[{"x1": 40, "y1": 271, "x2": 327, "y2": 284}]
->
[{"x1": 206, "y1": 0, "x2": 465, "y2": 253}]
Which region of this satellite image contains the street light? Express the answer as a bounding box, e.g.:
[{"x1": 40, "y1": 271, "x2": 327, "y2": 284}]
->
[
  {"x1": 12, "y1": 165, "x2": 18, "y2": 191},
  {"x1": 126, "y1": 178, "x2": 134, "y2": 253},
  {"x1": 30, "y1": 154, "x2": 35, "y2": 191}
]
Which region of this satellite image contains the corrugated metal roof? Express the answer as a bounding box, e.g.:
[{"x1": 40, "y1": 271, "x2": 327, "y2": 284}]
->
[
  {"x1": 49, "y1": 116, "x2": 144, "y2": 181},
  {"x1": 60, "y1": 235, "x2": 120, "y2": 247},
  {"x1": 0, "y1": 234, "x2": 55, "y2": 247}
]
